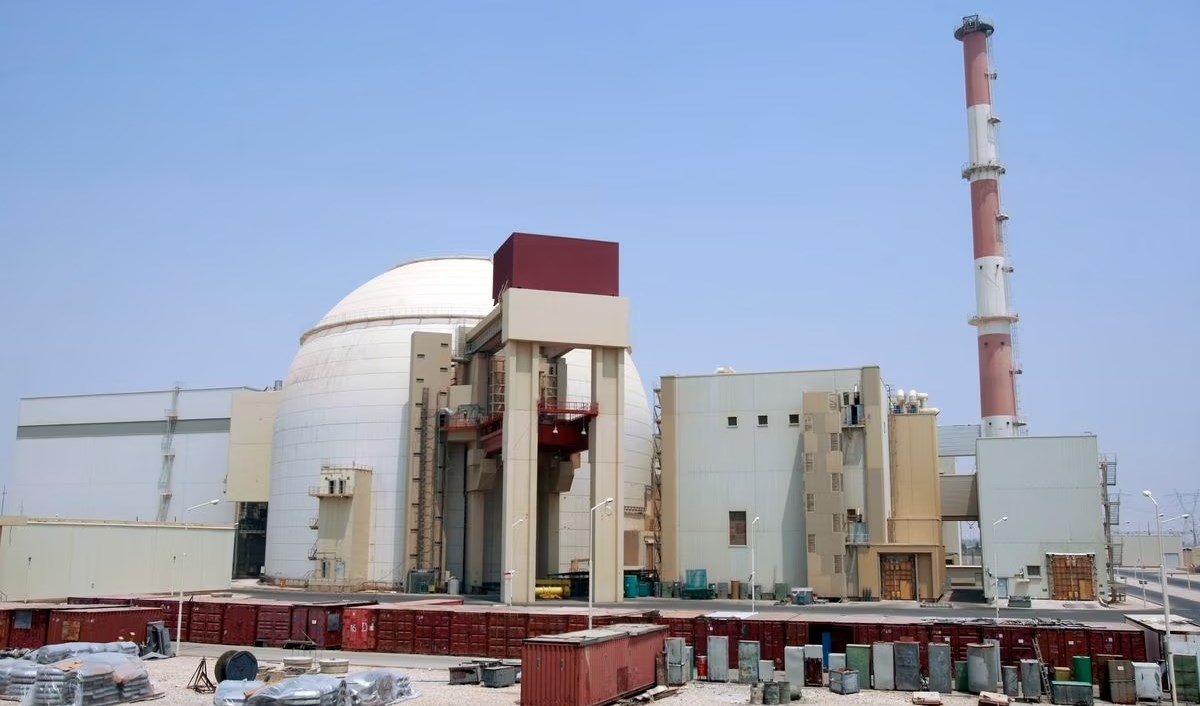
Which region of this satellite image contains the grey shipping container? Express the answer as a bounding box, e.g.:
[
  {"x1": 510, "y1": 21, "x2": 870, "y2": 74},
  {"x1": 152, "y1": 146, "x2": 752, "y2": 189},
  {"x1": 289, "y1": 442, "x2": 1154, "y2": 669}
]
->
[
  {"x1": 830, "y1": 668, "x2": 860, "y2": 695},
  {"x1": 873, "y1": 642, "x2": 895, "y2": 690},
  {"x1": 828, "y1": 653, "x2": 846, "y2": 671},
  {"x1": 738, "y1": 641, "x2": 761, "y2": 684},
  {"x1": 1002, "y1": 665, "x2": 1019, "y2": 697},
  {"x1": 665, "y1": 638, "x2": 685, "y2": 665},
  {"x1": 894, "y1": 642, "x2": 920, "y2": 691},
  {"x1": 708, "y1": 637, "x2": 729, "y2": 682},
  {"x1": 783, "y1": 647, "x2": 803, "y2": 699},
  {"x1": 928, "y1": 643, "x2": 953, "y2": 693},
  {"x1": 1107, "y1": 659, "x2": 1135, "y2": 706},
  {"x1": 1020, "y1": 659, "x2": 1042, "y2": 699}
]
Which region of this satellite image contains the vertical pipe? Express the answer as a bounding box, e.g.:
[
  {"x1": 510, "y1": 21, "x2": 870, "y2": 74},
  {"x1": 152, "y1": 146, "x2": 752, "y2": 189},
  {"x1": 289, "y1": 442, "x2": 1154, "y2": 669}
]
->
[{"x1": 955, "y1": 15, "x2": 1020, "y2": 438}]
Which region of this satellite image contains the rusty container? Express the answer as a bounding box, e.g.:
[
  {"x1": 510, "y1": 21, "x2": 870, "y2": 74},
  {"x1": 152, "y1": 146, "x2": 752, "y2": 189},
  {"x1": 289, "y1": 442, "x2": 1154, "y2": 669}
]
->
[
  {"x1": 218, "y1": 601, "x2": 264, "y2": 646},
  {"x1": 375, "y1": 607, "x2": 414, "y2": 654},
  {"x1": 254, "y1": 602, "x2": 293, "y2": 647},
  {"x1": 342, "y1": 607, "x2": 378, "y2": 652},
  {"x1": 3, "y1": 604, "x2": 52, "y2": 649},
  {"x1": 47, "y1": 607, "x2": 161, "y2": 645},
  {"x1": 520, "y1": 624, "x2": 667, "y2": 706},
  {"x1": 0, "y1": 608, "x2": 9, "y2": 649},
  {"x1": 188, "y1": 599, "x2": 227, "y2": 644},
  {"x1": 289, "y1": 604, "x2": 352, "y2": 649}
]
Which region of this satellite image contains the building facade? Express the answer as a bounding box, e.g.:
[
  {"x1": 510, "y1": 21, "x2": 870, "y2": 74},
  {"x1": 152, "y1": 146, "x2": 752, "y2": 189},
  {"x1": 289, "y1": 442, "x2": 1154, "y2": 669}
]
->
[
  {"x1": 659, "y1": 366, "x2": 898, "y2": 599},
  {"x1": 10, "y1": 387, "x2": 251, "y2": 526},
  {"x1": 977, "y1": 435, "x2": 1108, "y2": 602}
]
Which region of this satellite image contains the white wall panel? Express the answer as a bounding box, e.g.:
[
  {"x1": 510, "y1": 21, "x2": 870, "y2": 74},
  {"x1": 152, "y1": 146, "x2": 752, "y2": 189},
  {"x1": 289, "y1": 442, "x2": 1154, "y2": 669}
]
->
[
  {"x1": 0, "y1": 520, "x2": 234, "y2": 600},
  {"x1": 977, "y1": 435, "x2": 1107, "y2": 599}
]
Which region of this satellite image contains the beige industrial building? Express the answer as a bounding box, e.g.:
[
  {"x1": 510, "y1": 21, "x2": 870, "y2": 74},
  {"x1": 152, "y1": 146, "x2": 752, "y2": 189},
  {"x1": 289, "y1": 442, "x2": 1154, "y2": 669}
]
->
[
  {"x1": 659, "y1": 366, "x2": 945, "y2": 601},
  {"x1": 0, "y1": 516, "x2": 235, "y2": 601}
]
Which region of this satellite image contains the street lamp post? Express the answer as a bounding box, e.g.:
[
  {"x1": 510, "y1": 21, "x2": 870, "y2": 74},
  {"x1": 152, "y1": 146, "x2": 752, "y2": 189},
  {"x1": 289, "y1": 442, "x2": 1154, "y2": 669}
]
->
[
  {"x1": 505, "y1": 516, "x2": 526, "y2": 608},
  {"x1": 1144, "y1": 491, "x2": 1179, "y2": 706},
  {"x1": 588, "y1": 497, "x2": 614, "y2": 630},
  {"x1": 991, "y1": 516, "x2": 1009, "y2": 621},
  {"x1": 750, "y1": 516, "x2": 761, "y2": 613},
  {"x1": 176, "y1": 499, "x2": 220, "y2": 658}
]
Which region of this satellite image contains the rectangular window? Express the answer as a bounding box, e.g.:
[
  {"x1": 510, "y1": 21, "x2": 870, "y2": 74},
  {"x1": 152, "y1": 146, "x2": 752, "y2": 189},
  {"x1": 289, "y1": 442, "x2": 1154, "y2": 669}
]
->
[
  {"x1": 830, "y1": 432, "x2": 841, "y2": 451},
  {"x1": 805, "y1": 453, "x2": 815, "y2": 473},
  {"x1": 757, "y1": 415, "x2": 768, "y2": 427},
  {"x1": 416, "y1": 353, "x2": 425, "y2": 359},
  {"x1": 1026, "y1": 565, "x2": 1042, "y2": 577},
  {"x1": 804, "y1": 415, "x2": 814, "y2": 431},
  {"x1": 833, "y1": 513, "x2": 843, "y2": 533},
  {"x1": 834, "y1": 555, "x2": 843, "y2": 574},
  {"x1": 789, "y1": 413, "x2": 800, "y2": 426},
  {"x1": 729, "y1": 511, "x2": 747, "y2": 546},
  {"x1": 806, "y1": 494, "x2": 815, "y2": 512},
  {"x1": 416, "y1": 377, "x2": 425, "y2": 384},
  {"x1": 832, "y1": 472, "x2": 843, "y2": 492},
  {"x1": 727, "y1": 416, "x2": 738, "y2": 428},
  {"x1": 807, "y1": 534, "x2": 817, "y2": 552}
]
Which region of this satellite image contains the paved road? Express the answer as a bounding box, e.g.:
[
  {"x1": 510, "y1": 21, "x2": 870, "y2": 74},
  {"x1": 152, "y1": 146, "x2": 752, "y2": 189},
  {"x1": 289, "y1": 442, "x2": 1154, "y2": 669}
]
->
[
  {"x1": 236, "y1": 586, "x2": 1132, "y2": 623},
  {"x1": 1117, "y1": 569, "x2": 1200, "y2": 622}
]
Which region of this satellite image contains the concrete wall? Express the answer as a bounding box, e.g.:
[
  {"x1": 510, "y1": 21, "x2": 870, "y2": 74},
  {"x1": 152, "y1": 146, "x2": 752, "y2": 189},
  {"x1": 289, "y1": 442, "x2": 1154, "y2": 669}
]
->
[
  {"x1": 226, "y1": 390, "x2": 279, "y2": 503},
  {"x1": 660, "y1": 367, "x2": 886, "y2": 596},
  {"x1": 977, "y1": 435, "x2": 1107, "y2": 601},
  {"x1": 0, "y1": 517, "x2": 234, "y2": 601},
  {"x1": 12, "y1": 388, "x2": 246, "y2": 525}
]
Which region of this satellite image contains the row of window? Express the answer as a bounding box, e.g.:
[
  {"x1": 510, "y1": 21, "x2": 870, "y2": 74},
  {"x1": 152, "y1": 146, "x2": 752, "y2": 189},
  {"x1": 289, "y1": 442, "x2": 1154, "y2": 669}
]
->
[
  {"x1": 727, "y1": 414, "x2": 801, "y2": 428},
  {"x1": 728, "y1": 510, "x2": 848, "y2": 547}
]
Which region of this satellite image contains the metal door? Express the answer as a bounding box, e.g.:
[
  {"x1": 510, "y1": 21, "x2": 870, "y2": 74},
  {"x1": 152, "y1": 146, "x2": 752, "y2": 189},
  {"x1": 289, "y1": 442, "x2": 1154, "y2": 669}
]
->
[
  {"x1": 997, "y1": 578, "x2": 1009, "y2": 599},
  {"x1": 881, "y1": 554, "x2": 916, "y2": 600},
  {"x1": 1047, "y1": 554, "x2": 1096, "y2": 601}
]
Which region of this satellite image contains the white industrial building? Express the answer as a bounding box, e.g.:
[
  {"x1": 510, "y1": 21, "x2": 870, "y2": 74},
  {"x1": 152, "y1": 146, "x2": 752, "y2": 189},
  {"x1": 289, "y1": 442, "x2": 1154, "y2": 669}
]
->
[
  {"x1": 261, "y1": 255, "x2": 653, "y2": 589},
  {"x1": 977, "y1": 435, "x2": 1109, "y2": 602},
  {"x1": 659, "y1": 366, "x2": 890, "y2": 593},
  {"x1": 10, "y1": 387, "x2": 250, "y2": 525}
]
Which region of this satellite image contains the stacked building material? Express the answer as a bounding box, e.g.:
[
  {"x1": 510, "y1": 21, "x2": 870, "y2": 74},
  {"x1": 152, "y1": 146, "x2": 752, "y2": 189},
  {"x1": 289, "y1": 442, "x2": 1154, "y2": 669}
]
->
[
  {"x1": 245, "y1": 675, "x2": 342, "y2": 706},
  {"x1": 339, "y1": 671, "x2": 414, "y2": 706}
]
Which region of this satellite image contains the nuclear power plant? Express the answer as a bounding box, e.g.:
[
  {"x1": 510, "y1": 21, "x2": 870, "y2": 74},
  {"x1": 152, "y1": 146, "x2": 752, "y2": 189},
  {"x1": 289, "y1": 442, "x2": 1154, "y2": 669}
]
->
[{"x1": 2, "y1": 15, "x2": 1188, "y2": 611}]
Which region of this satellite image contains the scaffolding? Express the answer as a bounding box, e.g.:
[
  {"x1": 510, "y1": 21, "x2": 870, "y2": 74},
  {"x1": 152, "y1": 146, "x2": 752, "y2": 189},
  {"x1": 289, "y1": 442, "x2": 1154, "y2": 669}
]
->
[
  {"x1": 488, "y1": 355, "x2": 506, "y2": 417},
  {"x1": 411, "y1": 387, "x2": 442, "y2": 576},
  {"x1": 156, "y1": 386, "x2": 181, "y2": 522},
  {"x1": 1100, "y1": 453, "x2": 1123, "y2": 601},
  {"x1": 649, "y1": 388, "x2": 664, "y2": 574}
]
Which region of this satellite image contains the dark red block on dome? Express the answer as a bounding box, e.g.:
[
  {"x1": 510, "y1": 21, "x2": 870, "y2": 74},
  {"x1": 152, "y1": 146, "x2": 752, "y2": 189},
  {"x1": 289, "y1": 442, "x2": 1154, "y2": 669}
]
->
[{"x1": 492, "y1": 232, "x2": 619, "y2": 303}]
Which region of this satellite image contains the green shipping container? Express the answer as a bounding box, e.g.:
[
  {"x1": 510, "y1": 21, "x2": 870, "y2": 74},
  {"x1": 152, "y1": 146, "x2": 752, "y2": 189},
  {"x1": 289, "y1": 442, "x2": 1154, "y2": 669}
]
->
[
  {"x1": 1073, "y1": 656, "x2": 1092, "y2": 685},
  {"x1": 1173, "y1": 653, "x2": 1199, "y2": 704},
  {"x1": 846, "y1": 644, "x2": 871, "y2": 683}
]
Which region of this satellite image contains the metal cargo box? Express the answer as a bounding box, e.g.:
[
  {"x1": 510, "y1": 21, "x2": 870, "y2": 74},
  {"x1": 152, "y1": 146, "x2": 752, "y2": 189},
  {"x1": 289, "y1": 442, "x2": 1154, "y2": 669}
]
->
[{"x1": 520, "y1": 624, "x2": 666, "y2": 706}]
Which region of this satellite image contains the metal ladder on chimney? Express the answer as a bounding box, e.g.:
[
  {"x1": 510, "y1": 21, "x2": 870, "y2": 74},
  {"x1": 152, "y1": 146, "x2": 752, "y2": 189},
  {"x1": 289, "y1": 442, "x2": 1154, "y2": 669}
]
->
[{"x1": 1031, "y1": 638, "x2": 1051, "y2": 699}]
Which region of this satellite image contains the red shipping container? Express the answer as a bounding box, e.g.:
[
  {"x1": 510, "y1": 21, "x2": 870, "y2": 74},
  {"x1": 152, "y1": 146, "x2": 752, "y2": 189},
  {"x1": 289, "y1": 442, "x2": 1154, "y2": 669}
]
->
[
  {"x1": 0, "y1": 609, "x2": 9, "y2": 649},
  {"x1": 220, "y1": 602, "x2": 262, "y2": 646},
  {"x1": 5, "y1": 605, "x2": 51, "y2": 649},
  {"x1": 521, "y1": 624, "x2": 666, "y2": 706},
  {"x1": 132, "y1": 597, "x2": 191, "y2": 642},
  {"x1": 342, "y1": 607, "x2": 378, "y2": 652},
  {"x1": 188, "y1": 600, "x2": 227, "y2": 645},
  {"x1": 48, "y1": 607, "x2": 161, "y2": 645},
  {"x1": 491, "y1": 232, "x2": 620, "y2": 303},
  {"x1": 255, "y1": 603, "x2": 293, "y2": 647},
  {"x1": 290, "y1": 604, "x2": 353, "y2": 649}
]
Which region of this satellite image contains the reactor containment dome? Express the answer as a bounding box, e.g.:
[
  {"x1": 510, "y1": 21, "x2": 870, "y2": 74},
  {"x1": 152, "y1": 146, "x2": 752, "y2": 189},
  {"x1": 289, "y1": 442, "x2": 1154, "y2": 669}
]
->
[{"x1": 264, "y1": 256, "x2": 652, "y2": 585}]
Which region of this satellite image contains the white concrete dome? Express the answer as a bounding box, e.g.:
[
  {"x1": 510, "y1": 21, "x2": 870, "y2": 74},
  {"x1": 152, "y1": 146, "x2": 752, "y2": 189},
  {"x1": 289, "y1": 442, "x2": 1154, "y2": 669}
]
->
[{"x1": 265, "y1": 256, "x2": 653, "y2": 583}]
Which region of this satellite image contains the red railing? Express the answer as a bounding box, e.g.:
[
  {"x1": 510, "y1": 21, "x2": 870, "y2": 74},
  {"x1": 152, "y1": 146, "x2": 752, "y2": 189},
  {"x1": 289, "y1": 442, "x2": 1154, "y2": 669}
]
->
[{"x1": 538, "y1": 401, "x2": 599, "y2": 417}]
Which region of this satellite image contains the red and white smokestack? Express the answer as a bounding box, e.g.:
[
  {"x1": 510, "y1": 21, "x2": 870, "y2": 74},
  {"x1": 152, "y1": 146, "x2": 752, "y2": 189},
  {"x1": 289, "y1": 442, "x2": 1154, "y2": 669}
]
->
[{"x1": 955, "y1": 15, "x2": 1021, "y2": 438}]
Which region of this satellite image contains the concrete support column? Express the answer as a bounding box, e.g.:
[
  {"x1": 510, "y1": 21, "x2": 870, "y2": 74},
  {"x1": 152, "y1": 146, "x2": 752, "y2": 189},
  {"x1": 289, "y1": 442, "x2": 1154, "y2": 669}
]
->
[
  {"x1": 590, "y1": 346, "x2": 626, "y2": 603},
  {"x1": 501, "y1": 341, "x2": 540, "y2": 604},
  {"x1": 465, "y1": 490, "x2": 486, "y2": 591}
]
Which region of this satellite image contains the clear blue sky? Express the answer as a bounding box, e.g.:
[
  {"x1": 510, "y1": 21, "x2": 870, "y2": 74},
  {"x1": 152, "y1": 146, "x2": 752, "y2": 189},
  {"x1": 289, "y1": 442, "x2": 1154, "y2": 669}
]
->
[{"x1": 2, "y1": 3, "x2": 1197, "y2": 529}]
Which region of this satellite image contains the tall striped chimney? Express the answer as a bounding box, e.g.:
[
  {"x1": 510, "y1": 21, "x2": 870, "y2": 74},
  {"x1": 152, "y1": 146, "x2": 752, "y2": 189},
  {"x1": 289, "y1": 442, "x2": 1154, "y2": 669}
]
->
[{"x1": 955, "y1": 15, "x2": 1021, "y2": 438}]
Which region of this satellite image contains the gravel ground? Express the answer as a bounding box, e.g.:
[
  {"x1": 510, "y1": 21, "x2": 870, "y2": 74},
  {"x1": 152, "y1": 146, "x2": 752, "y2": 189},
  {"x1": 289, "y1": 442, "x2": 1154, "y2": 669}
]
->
[
  {"x1": 141, "y1": 658, "x2": 1031, "y2": 706},
  {"x1": 141, "y1": 656, "x2": 522, "y2": 706}
]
